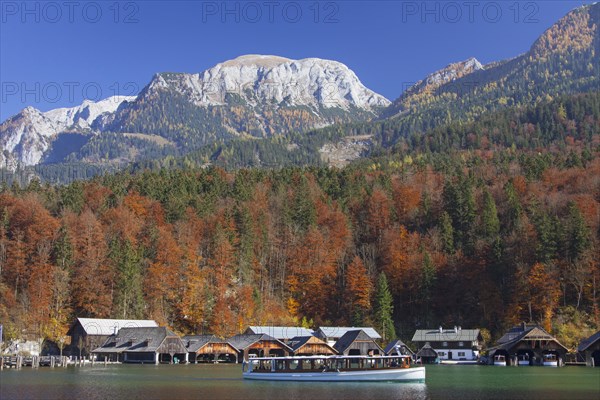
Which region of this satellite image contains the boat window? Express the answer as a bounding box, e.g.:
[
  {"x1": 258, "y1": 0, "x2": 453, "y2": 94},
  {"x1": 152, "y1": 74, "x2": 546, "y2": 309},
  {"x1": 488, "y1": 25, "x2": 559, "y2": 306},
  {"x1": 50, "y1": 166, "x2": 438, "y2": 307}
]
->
[
  {"x1": 442, "y1": 341, "x2": 448, "y2": 347},
  {"x1": 289, "y1": 359, "x2": 300, "y2": 370}
]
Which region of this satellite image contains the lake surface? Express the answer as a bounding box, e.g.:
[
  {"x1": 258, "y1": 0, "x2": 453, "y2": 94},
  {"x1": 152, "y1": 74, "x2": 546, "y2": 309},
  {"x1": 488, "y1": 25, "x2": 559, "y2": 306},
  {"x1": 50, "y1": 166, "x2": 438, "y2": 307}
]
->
[{"x1": 1, "y1": 364, "x2": 598, "y2": 400}]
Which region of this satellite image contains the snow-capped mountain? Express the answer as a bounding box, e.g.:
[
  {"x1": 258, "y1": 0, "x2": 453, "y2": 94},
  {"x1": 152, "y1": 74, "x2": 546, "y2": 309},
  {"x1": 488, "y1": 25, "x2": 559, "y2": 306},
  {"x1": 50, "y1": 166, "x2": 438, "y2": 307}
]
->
[
  {"x1": 144, "y1": 55, "x2": 390, "y2": 110},
  {"x1": 1, "y1": 55, "x2": 389, "y2": 169},
  {"x1": 0, "y1": 96, "x2": 135, "y2": 168},
  {"x1": 102, "y1": 55, "x2": 390, "y2": 139}
]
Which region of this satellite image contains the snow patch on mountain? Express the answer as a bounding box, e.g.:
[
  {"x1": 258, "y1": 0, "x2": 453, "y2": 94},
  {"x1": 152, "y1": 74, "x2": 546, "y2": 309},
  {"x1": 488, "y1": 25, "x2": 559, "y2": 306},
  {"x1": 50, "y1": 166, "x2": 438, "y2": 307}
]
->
[
  {"x1": 0, "y1": 95, "x2": 135, "y2": 168},
  {"x1": 147, "y1": 55, "x2": 390, "y2": 111}
]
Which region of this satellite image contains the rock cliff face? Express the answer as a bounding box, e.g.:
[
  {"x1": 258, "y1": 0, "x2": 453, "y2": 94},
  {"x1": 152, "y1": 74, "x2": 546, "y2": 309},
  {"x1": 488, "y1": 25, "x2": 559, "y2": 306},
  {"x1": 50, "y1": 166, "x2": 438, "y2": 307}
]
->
[
  {"x1": 145, "y1": 55, "x2": 390, "y2": 110},
  {"x1": 1, "y1": 55, "x2": 389, "y2": 169}
]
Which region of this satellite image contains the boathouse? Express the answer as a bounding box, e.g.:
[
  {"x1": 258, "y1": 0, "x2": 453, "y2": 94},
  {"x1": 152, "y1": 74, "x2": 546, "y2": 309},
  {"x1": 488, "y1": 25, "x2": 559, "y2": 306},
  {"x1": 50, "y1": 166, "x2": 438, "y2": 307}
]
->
[
  {"x1": 577, "y1": 331, "x2": 600, "y2": 367},
  {"x1": 415, "y1": 343, "x2": 438, "y2": 364},
  {"x1": 333, "y1": 329, "x2": 383, "y2": 356},
  {"x1": 384, "y1": 339, "x2": 415, "y2": 357},
  {"x1": 228, "y1": 333, "x2": 292, "y2": 362},
  {"x1": 184, "y1": 335, "x2": 238, "y2": 363},
  {"x1": 487, "y1": 323, "x2": 568, "y2": 366},
  {"x1": 289, "y1": 336, "x2": 338, "y2": 356},
  {"x1": 411, "y1": 327, "x2": 481, "y2": 361},
  {"x1": 314, "y1": 327, "x2": 381, "y2": 346},
  {"x1": 244, "y1": 326, "x2": 314, "y2": 343},
  {"x1": 92, "y1": 327, "x2": 188, "y2": 364},
  {"x1": 67, "y1": 318, "x2": 158, "y2": 357}
]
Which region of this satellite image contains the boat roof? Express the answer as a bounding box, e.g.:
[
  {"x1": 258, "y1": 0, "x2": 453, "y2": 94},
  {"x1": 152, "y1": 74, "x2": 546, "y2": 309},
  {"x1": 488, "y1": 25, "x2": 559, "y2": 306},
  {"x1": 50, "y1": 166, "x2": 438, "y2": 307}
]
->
[{"x1": 316, "y1": 327, "x2": 381, "y2": 339}]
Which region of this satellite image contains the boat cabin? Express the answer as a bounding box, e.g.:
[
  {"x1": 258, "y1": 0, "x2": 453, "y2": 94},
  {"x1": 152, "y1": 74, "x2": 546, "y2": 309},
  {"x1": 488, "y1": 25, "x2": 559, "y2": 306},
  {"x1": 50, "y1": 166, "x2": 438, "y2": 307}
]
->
[{"x1": 244, "y1": 355, "x2": 412, "y2": 373}]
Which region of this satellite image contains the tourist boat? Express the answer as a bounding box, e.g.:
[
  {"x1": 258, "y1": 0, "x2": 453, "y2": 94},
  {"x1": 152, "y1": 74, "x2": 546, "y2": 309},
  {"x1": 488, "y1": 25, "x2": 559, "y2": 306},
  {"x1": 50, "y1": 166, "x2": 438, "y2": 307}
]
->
[
  {"x1": 542, "y1": 353, "x2": 558, "y2": 367},
  {"x1": 493, "y1": 354, "x2": 507, "y2": 366},
  {"x1": 517, "y1": 354, "x2": 531, "y2": 366},
  {"x1": 242, "y1": 355, "x2": 425, "y2": 382}
]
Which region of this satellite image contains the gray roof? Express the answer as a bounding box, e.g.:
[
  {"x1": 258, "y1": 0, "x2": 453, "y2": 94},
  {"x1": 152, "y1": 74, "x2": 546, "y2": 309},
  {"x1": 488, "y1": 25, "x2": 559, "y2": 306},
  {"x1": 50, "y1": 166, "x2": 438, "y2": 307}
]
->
[
  {"x1": 333, "y1": 330, "x2": 383, "y2": 353},
  {"x1": 183, "y1": 335, "x2": 223, "y2": 353},
  {"x1": 416, "y1": 343, "x2": 438, "y2": 358},
  {"x1": 245, "y1": 326, "x2": 313, "y2": 340},
  {"x1": 384, "y1": 339, "x2": 415, "y2": 356},
  {"x1": 412, "y1": 328, "x2": 481, "y2": 342},
  {"x1": 227, "y1": 334, "x2": 292, "y2": 352},
  {"x1": 69, "y1": 318, "x2": 158, "y2": 336},
  {"x1": 496, "y1": 323, "x2": 538, "y2": 344},
  {"x1": 316, "y1": 327, "x2": 381, "y2": 340},
  {"x1": 578, "y1": 331, "x2": 600, "y2": 352},
  {"x1": 92, "y1": 327, "x2": 183, "y2": 354}
]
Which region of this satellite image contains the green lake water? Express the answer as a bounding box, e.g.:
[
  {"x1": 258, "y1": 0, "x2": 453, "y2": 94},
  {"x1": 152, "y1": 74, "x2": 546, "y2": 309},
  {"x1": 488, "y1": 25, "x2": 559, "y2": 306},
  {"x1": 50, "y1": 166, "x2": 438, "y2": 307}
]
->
[{"x1": 1, "y1": 364, "x2": 598, "y2": 400}]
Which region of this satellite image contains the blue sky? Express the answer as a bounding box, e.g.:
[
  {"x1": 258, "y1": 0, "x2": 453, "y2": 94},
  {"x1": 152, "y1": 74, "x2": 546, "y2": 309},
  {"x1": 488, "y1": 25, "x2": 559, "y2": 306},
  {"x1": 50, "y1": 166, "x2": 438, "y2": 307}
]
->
[{"x1": 0, "y1": 0, "x2": 594, "y2": 121}]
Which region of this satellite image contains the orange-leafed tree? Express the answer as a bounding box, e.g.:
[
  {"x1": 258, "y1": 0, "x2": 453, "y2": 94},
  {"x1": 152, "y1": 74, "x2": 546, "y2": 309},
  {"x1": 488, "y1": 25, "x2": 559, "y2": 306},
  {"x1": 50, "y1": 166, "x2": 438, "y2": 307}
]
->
[
  {"x1": 345, "y1": 256, "x2": 373, "y2": 325},
  {"x1": 365, "y1": 188, "x2": 391, "y2": 244},
  {"x1": 207, "y1": 226, "x2": 237, "y2": 337},
  {"x1": 527, "y1": 262, "x2": 561, "y2": 331},
  {"x1": 69, "y1": 210, "x2": 113, "y2": 317},
  {"x1": 145, "y1": 225, "x2": 182, "y2": 325}
]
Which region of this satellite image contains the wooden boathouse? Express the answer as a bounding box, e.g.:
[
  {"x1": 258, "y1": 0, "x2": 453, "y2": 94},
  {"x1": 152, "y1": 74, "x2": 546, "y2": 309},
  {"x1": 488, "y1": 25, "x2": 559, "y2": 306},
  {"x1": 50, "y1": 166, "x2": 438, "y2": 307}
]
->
[
  {"x1": 333, "y1": 329, "x2": 383, "y2": 356},
  {"x1": 67, "y1": 318, "x2": 158, "y2": 357},
  {"x1": 289, "y1": 336, "x2": 338, "y2": 356},
  {"x1": 384, "y1": 339, "x2": 415, "y2": 357},
  {"x1": 92, "y1": 327, "x2": 188, "y2": 364},
  {"x1": 578, "y1": 331, "x2": 600, "y2": 367},
  {"x1": 487, "y1": 323, "x2": 568, "y2": 366},
  {"x1": 227, "y1": 333, "x2": 292, "y2": 362},
  {"x1": 415, "y1": 343, "x2": 438, "y2": 364},
  {"x1": 183, "y1": 335, "x2": 238, "y2": 363}
]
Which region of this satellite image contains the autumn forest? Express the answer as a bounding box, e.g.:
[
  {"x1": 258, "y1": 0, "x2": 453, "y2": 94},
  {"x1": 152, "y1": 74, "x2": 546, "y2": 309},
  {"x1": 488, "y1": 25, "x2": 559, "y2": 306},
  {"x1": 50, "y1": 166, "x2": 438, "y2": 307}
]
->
[{"x1": 0, "y1": 89, "x2": 598, "y2": 352}]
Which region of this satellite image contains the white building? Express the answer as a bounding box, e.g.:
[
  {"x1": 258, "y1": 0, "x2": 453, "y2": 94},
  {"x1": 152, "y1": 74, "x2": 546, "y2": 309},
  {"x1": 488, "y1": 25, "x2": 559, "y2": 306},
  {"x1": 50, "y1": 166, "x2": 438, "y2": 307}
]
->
[{"x1": 412, "y1": 327, "x2": 482, "y2": 361}]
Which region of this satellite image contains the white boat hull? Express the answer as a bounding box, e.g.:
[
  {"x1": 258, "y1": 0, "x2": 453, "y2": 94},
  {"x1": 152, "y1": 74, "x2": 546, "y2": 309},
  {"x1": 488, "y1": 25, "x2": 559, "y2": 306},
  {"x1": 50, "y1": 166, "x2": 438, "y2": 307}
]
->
[
  {"x1": 493, "y1": 361, "x2": 506, "y2": 366},
  {"x1": 517, "y1": 360, "x2": 530, "y2": 366},
  {"x1": 543, "y1": 361, "x2": 558, "y2": 367},
  {"x1": 243, "y1": 367, "x2": 426, "y2": 382}
]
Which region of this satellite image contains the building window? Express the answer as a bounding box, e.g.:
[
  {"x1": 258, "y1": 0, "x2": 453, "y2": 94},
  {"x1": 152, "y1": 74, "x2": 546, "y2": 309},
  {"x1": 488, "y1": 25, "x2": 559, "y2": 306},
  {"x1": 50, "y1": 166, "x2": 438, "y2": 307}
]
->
[
  {"x1": 458, "y1": 341, "x2": 464, "y2": 347},
  {"x1": 442, "y1": 341, "x2": 448, "y2": 347},
  {"x1": 438, "y1": 352, "x2": 445, "y2": 356},
  {"x1": 458, "y1": 352, "x2": 465, "y2": 357}
]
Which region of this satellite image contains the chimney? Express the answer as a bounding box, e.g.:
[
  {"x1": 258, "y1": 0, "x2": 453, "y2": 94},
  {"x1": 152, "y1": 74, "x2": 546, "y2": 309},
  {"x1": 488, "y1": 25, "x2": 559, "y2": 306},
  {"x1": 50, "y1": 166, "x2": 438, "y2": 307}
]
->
[
  {"x1": 454, "y1": 326, "x2": 458, "y2": 333},
  {"x1": 439, "y1": 326, "x2": 443, "y2": 333},
  {"x1": 458, "y1": 326, "x2": 462, "y2": 332},
  {"x1": 113, "y1": 325, "x2": 118, "y2": 335},
  {"x1": 521, "y1": 321, "x2": 526, "y2": 331}
]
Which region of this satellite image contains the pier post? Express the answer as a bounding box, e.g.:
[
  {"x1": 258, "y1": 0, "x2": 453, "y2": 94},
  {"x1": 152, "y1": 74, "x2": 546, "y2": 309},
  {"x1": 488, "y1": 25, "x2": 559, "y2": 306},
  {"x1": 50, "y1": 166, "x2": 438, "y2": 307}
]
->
[
  {"x1": 17, "y1": 355, "x2": 22, "y2": 369},
  {"x1": 1, "y1": 356, "x2": 3, "y2": 370}
]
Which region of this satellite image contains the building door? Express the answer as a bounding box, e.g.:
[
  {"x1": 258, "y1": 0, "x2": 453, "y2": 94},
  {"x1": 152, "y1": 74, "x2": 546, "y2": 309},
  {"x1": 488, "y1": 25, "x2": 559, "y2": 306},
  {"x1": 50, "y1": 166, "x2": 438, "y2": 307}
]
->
[{"x1": 448, "y1": 351, "x2": 453, "y2": 360}]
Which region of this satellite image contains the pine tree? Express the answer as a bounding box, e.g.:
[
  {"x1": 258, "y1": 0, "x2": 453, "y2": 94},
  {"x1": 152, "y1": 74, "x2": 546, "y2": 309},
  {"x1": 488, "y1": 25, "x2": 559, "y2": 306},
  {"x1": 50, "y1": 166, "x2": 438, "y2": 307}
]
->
[
  {"x1": 439, "y1": 211, "x2": 454, "y2": 254},
  {"x1": 374, "y1": 273, "x2": 396, "y2": 342},
  {"x1": 564, "y1": 202, "x2": 590, "y2": 262}
]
